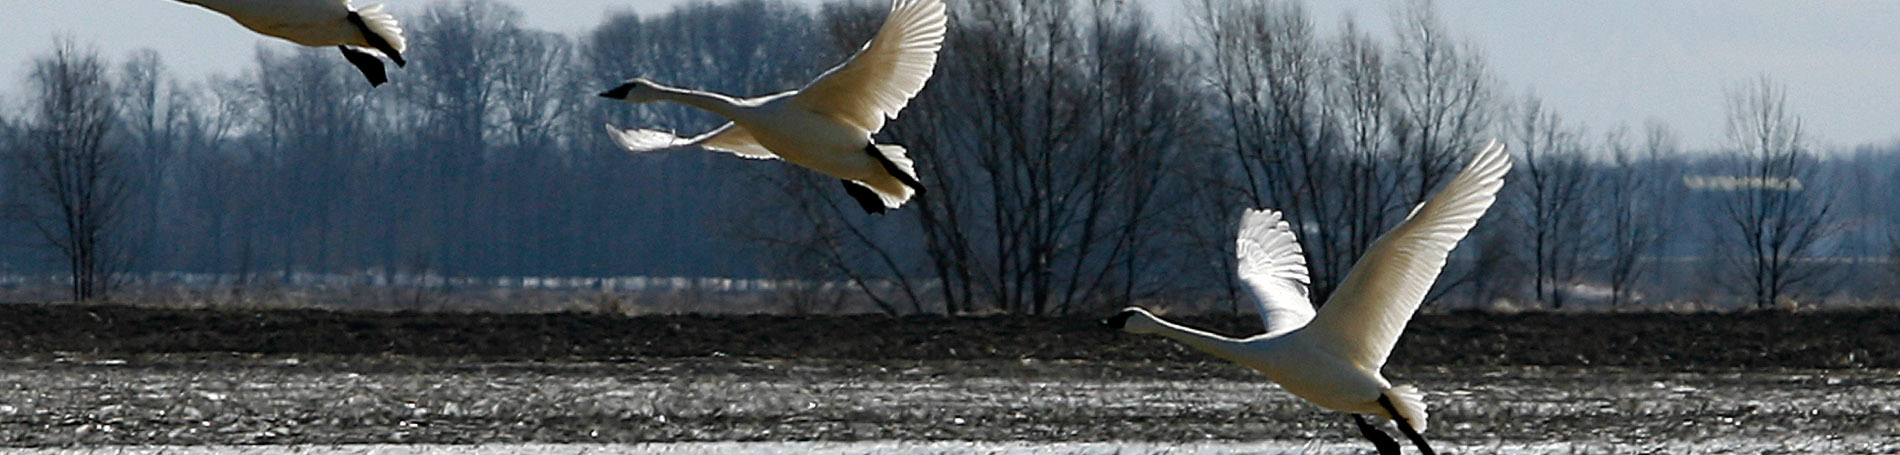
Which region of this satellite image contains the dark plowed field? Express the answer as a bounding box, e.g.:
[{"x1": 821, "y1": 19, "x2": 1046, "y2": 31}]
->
[{"x1": 1, "y1": 303, "x2": 1895, "y2": 369}]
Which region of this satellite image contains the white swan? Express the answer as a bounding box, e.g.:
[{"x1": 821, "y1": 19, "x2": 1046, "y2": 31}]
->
[
  {"x1": 169, "y1": 0, "x2": 407, "y2": 86},
  {"x1": 1105, "y1": 140, "x2": 1511, "y2": 455},
  {"x1": 597, "y1": 0, "x2": 945, "y2": 214}
]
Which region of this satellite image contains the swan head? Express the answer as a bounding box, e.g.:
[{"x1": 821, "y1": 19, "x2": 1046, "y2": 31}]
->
[
  {"x1": 1102, "y1": 307, "x2": 1163, "y2": 334},
  {"x1": 598, "y1": 78, "x2": 662, "y2": 103}
]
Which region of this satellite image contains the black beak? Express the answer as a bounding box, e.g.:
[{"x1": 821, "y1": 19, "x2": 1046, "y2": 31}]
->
[
  {"x1": 599, "y1": 83, "x2": 633, "y2": 99},
  {"x1": 1101, "y1": 310, "x2": 1137, "y2": 330}
]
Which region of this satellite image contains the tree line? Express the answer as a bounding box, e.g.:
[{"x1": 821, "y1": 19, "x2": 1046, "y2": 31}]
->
[{"x1": 3, "y1": 0, "x2": 1897, "y2": 313}]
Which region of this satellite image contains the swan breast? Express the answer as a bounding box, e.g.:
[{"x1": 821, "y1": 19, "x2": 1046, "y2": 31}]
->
[
  {"x1": 1252, "y1": 335, "x2": 1390, "y2": 415},
  {"x1": 738, "y1": 99, "x2": 881, "y2": 180}
]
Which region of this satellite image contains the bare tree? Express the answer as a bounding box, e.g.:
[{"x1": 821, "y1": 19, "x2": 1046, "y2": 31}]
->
[
  {"x1": 1599, "y1": 127, "x2": 1659, "y2": 307},
  {"x1": 1192, "y1": 0, "x2": 1365, "y2": 306},
  {"x1": 1328, "y1": 17, "x2": 1408, "y2": 287},
  {"x1": 1716, "y1": 76, "x2": 1835, "y2": 309},
  {"x1": 1509, "y1": 93, "x2": 1593, "y2": 308},
  {"x1": 251, "y1": 46, "x2": 373, "y2": 277},
  {"x1": 115, "y1": 49, "x2": 187, "y2": 272},
  {"x1": 1388, "y1": 0, "x2": 1497, "y2": 207},
  {"x1": 12, "y1": 42, "x2": 127, "y2": 301},
  {"x1": 1191, "y1": 0, "x2": 1496, "y2": 310},
  {"x1": 491, "y1": 28, "x2": 578, "y2": 276}
]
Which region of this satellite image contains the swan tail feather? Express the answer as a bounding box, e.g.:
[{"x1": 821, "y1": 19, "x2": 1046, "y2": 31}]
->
[
  {"x1": 869, "y1": 144, "x2": 923, "y2": 193},
  {"x1": 351, "y1": 3, "x2": 407, "y2": 65},
  {"x1": 1385, "y1": 385, "x2": 1429, "y2": 432}
]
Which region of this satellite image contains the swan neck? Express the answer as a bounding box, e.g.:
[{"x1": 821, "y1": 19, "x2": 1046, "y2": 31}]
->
[
  {"x1": 1148, "y1": 317, "x2": 1250, "y2": 363},
  {"x1": 648, "y1": 84, "x2": 745, "y2": 119}
]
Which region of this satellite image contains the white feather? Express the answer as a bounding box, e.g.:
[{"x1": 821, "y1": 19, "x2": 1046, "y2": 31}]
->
[
  {"x1": 793, "y1": 0, "x2": 948, "y2": 133},
  {"x1": 1302, "y1": 139, "x2": 1511, "y2": 373},
  {"x1": 1235, "y1": 209, "x2": 1315, "y2": 337},
  {"x1": 604, "y1": 123, "x2": 778, "y2": 160},
  {"x1": 352, "y1": 3, "x2": 407, "y2": 54}
]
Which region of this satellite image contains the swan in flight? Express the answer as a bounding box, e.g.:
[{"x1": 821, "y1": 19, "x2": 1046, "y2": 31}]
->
[
  {"x1": 1105, "y1": 140, "x2": 1511, "y2": 455},
  {"x1": 169, "y1": 0, "x2": 407, "y2": 86},
  {"x1": 598, "y1": 0, "x2": 945, "y2": 214}
]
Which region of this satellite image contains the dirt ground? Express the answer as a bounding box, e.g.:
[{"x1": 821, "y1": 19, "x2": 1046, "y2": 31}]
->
[
  {"x1": 0, "y1": 304, "x2": 1895, "y2": 447},
  {"x1": 1, "y1": 356, "x2": 1895, "y2": 446},
  {"x1": 1, "y1": 304, "x2": 1896, "y2": 369}
]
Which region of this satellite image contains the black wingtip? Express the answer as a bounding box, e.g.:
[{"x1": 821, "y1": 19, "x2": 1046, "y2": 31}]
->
[{"x1": 338, "y1": 46, "x2": 388, "y2": 87}]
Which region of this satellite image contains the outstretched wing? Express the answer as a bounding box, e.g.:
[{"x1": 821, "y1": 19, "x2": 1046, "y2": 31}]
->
[
  {"x1": 1302, "y1": 140, "x2": 1511, "y2": 372},
  {"x1": 603, "y1": 123, "x2": 777, "y2": 160},
  {"x1": 1235, "y1": 209, "x2": 1316, "y2": 337},
  {"x1": 791, "y1": 0, "x2": 947, "y2": 133}
]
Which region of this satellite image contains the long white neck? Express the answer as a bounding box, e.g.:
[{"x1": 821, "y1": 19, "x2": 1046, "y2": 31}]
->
[
  {"x1": 647, "y1": 84, "x2": 747, "y2": 120},
  {"x1": 1144, "y1": 317, "x2": 1251, "y2": 365}
]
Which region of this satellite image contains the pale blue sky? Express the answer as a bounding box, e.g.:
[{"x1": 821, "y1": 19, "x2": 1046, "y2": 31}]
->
[{"x1": 4, "y1": 0, "x2": 1897, "y2": 151}]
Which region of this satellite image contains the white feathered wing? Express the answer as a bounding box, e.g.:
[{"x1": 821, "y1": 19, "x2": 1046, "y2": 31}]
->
[
  {"x1": 792, "y1": 0, "x2": 947, "y2": 133},
  {"x1": 1234, "y1": 209, "x2": 1316, "y2": 337},
  {"x1": 1301, "y1": 140, "x2": 1511, "y2": 373},
  {"x1": 603, "y1": 123, "x2": 777, "y2": 160}
]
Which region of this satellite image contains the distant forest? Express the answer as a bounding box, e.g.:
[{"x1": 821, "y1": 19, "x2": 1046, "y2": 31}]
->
[{"x1": 3, "y1": 0, "x2": 1897, "y2": 314}]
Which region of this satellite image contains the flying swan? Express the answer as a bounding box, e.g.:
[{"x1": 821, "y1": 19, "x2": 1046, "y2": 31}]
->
[
  {"x1": 169, "y1": 0, "x2": 407, "y2": 86},
  {"x1": 597, "y1": 0, "x2": 946, "y2": 214},
  {"x1": 1105, "y1": 140, "x2": 1511, "y2": 455}
]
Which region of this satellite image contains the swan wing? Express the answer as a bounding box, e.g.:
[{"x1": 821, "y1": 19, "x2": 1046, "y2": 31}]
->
[
  {"x1": 792, "y1": 0, "x2": 947, "y2": 133},
  {"x1": 604, "y1": 123, "x2": 778, "y2": 160},
  {"x1": 1235, "y1": 209, "x2": 1316, "y2": 337},
  {"x1": 1303, "y1": 140, "x2": 1510, "y2": 371},
  {"x1": 694, "y1": 123, "x2": 779, "y2": 159}
]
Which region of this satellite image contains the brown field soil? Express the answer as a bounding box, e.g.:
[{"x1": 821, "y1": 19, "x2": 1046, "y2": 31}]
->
[{"x1": 0, "y1": 303, "x2": 1896, "y2": 369}]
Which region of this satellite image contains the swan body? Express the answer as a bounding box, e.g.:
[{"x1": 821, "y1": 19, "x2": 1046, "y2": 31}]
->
[
  {"x1": 1108, "y1": 140, "x2": 1512, "y2": 455},
  {"x1": 599, "y1": 0, "x2": 945, "y2": 214},
  {"x1": 170, "y1": 0, "x2": 408, "y2": 86}
]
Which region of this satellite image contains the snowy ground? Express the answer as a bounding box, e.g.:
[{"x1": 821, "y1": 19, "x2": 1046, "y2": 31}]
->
[{"x1": 0, "y1": 357, "x2": 1892, "y2": 452}]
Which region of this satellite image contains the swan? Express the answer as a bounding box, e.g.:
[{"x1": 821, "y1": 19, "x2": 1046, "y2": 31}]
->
[
  {"x1": 597, "y1": 0, "x2": 945, "y2": 214},
  {"x1": 1104, "y1": 140, "x2": 1511, "y2": 455},
  {"x1": 168, "y1": 0, "x2": 407, "y2": 86}
]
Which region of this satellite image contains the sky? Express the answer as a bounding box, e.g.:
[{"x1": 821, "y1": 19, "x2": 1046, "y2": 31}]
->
[{"x1": 4, "y1": 0, "x2": 1897, "y2": 151}]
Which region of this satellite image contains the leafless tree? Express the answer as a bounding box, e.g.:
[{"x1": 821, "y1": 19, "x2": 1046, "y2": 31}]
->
[
  {"x1": 1192, "y1": 0, "x2": 1495, "y2": 309},
  {"x1": 1509, "y1": 93, "x2": 1594, "y2": 309},
  {"x1": 1716, "y1": 76, "x2": 1835, "y2": 309},
  {"x1": 1194, "y1": 0, "x2": 1337, "y2": 298},
  {"x1": 12, "y1": 42, "x2": 127, "y2": 301},
  {"x1": 1192, "y1": 1, "x2": 1355, "y2": 305},
  {"x1": 250, "y1": 46, "x2": 373, "y2": 276},
  {"x1": 115, "y1": 49, "x2": 188, "y2": 272},
  {"x1": 1388, "y1": 0, "x2": 1497, "y2": 207},
  {"x1": 1599, "y1": 127, "x2": 1659, "y2": 307},
  {"x1": 399, "y1": 0, "x2": 519, "y2": 278},
  {"x1": 491, "y1": 28, "x2": 578, "y2": 276},
  {"x1": 1328, "y1": 17, "x2": 1408, "y2": 286}
]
